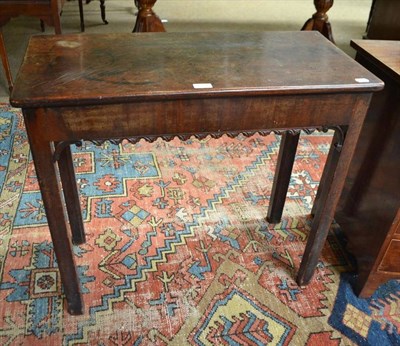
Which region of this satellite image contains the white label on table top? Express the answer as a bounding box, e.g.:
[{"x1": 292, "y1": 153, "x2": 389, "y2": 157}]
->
[
  {"x1": 193, "y1": 83, "x2": 213, "y2": 89},
  {"x1": 355, "y1": 78, "x2": 370, "y2": 83}
]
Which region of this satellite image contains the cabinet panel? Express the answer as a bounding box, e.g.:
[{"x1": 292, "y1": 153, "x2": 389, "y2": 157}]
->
[
  {"x1": 366, "y1": 0, "x2": 400, "y2": 40},
  {"x1": 378, "y1": 240, "x2": 400, "y2": 274}
]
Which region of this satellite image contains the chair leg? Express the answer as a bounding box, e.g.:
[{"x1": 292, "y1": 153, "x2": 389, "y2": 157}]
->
[
  {"x1": 100, "y1": 0, "x2": 108, "y2": 24},
  {"x1": 267, "y1": 133, "x2": 300, "y2": 223},
  {"x1": 78, "y1": 0, "x2": 85, "y2": 32},
  {"x1": 0, "y1": 30, "x2": 13, "y2": 93}
]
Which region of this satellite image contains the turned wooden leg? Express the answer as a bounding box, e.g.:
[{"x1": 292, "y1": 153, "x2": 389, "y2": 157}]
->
[
  {"x1": 0, "y1": 30, "x2": 13, "y2": 93},
  {"x1": 302, "y1": 0, "x2": 335, "y2": 43},
  {"x1": 267, "y1": 133, "x2": 300, "y2": 223},
  {"x1": 23, "y1": 109, "x2": 84, "y2": 315},
  {"x1": 57, "y1": 144, "x2": 86, "y2": 245},
  {"x1": 133, "y1": 0, "x2": 165, "y2": 33}
]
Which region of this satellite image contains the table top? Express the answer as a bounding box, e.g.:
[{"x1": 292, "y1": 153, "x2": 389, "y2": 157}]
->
[
  {"x1": 351, "y1": 39, "x2": 400, "y2": 84},
  {"x1": 11, "y1": 32, "x2": 383, "y2": 107}
]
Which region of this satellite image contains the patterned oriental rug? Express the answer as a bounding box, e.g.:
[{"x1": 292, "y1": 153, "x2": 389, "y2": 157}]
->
[{"x1": 0, "y1": 104, "x2": 399, "y2": 345}]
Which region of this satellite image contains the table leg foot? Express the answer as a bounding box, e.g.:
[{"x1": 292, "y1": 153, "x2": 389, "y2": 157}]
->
[
  {"x1": 66, "y1": 294, "x2": 85, "y2": 315},
  {"x1": 133, "y1": 0, "x2": 165, "y2": 33},
  {"x1": 267, "y1": 133, "x2": 299, "y2": 224}
]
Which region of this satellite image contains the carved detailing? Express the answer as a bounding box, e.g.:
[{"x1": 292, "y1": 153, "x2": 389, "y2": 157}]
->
[
  {"x1": 53, "y1": 141, "x2": 83, "y2": 162},
  {"x1": 331, "y1": 125, "x2": 346, "y2": 152},
  {"x1": 312, "y1": 0, "x2": 333, "y2": 21},
  {"x1": 88, "y1": 128, "x2": 333, "y2": 146},
  {"x1": 302, "y1": 0, "x2": 334, "y2": 43},
  {"x1": 52, "y1": 126, "x2": 345, "y2": 162},
  {"x1": 132, "y1": 0, "x2": 165, "y2": 32}
]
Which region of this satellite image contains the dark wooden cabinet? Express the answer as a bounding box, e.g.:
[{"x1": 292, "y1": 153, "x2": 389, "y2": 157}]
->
[
  {"x1": 365, "y1": 0, "x2": 400, "y2": 40},
  {"x1": 336, "y1": 39, "x2": 400, "y2": 297}
]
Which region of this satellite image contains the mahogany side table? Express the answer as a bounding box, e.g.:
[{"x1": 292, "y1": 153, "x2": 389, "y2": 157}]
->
[{"x1": 10, "y1": 31, "x2": 382, "y2": 314}]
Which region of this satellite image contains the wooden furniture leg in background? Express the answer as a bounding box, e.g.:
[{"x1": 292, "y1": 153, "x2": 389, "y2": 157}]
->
[
  {"x1": 133, "y1": 0, "x2": 165, "y2": 32},
  {"x1": 0, "y1": 30, "x2": 13, "y2": 92},
  {"x1": 81, "y1": 0, "x2": 108, "y2": 32},
  {"x1": 79, "y1": 0, "x2": 85, "y2": 32},
  {"x1": 302, "y1": 0, "x2": 335, "y2": 42}
]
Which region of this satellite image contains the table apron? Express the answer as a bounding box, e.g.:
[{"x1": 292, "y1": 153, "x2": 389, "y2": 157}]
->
[{"x1": 26, "y1": 93, "x2": 368, "y2": 142}]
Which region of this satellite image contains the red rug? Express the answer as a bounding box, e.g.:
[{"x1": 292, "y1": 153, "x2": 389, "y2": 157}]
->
[{"x1": 0, "y1": 104, "x2": 399, "y2": 345}]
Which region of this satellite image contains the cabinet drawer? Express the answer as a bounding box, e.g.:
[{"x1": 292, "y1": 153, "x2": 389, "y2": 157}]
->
[{"x1": 379, "y1": 240, "x2": 400, "y2": 273}]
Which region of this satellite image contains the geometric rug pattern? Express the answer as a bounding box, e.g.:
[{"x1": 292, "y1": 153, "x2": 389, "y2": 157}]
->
[{"x1": 0, "y1": 104, "x2": 399, "y2": 345}]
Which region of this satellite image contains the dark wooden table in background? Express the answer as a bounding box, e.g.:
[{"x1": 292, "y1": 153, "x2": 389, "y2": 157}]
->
[
  {"x1": 10, "y1": 31, "x2": 382, "y2": 314},
  {"x1": 336, "y1": 39, "x2": 400, "y2": 297}
]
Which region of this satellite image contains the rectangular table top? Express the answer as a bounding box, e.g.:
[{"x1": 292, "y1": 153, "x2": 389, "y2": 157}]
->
[
  {"x1": 11, "y1": 31, "x2": 383, "y2": 108},
  {"x1": 351, "y1": 39, "x2": 400, "y2": 84}
]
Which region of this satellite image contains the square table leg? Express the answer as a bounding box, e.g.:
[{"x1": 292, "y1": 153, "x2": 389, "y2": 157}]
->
[
  {"x1": 23, "y1": 110, "x2": 84, "y2": 315},
  {"x1": 57, "y1": 144, "x2": 86, "y2": 245},
  {"x1": 310, "y1": 129, "x2": 344, "y2": 218},
  {"x1": 267, "y1": 132, "x2": 300, "y2": 223},
  {"x1": 296, "y1": 98, "x2": 371, "y2": 285},
  {"x1": 267, "y1": 128, "x2": 343, "y2": 224},
  {"x1": 297, "y1": 133, "x2": 342, "y2": 285}
]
